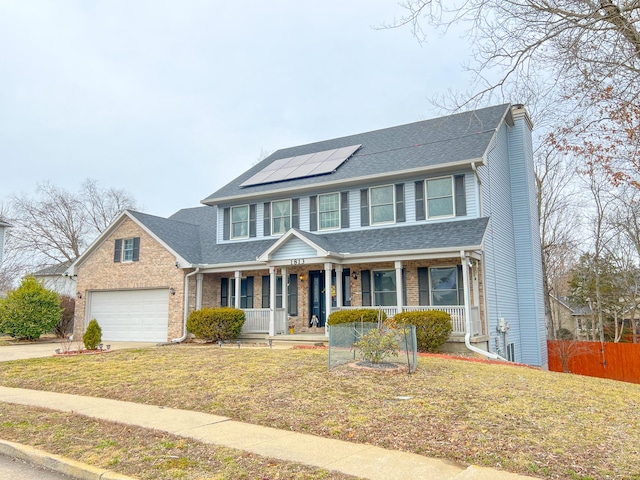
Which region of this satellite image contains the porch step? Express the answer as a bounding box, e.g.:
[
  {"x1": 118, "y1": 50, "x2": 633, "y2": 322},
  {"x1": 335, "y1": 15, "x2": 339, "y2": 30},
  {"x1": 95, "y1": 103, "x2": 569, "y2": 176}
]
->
[
  {"x1": 238, "y1": 333, "x2": 328, "y2": 348},
  {"x1": 269, "y1": 334, "x2": 329, "y2": 348}
]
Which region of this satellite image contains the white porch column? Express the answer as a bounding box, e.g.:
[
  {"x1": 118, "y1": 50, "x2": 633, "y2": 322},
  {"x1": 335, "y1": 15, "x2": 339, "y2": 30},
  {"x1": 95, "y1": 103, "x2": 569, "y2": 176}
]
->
[
  {"x1": 281, "y1": 266, "x2": 288, "y2": 327},
  {"x1": 335, "y1": 265, "x2": 343, "y2": 308},
  {"x1": 269, "y1": 266, "x2": 277, "y2": 336},
  {"x1": 395, "y1": 260, "x2": 403, "y2": 315},
  {"x1": 234, "y1": 271, "x2": 241, "y2": 309},
  {"x1": 461, "y1": 251, "x2": 471, "y2": 336},
  {"x1": 195, "y1": 273, "x2": 203, "y2": 310},
  {"x1": 324, "y1": 262, "x2": 332, "y2": 337}
]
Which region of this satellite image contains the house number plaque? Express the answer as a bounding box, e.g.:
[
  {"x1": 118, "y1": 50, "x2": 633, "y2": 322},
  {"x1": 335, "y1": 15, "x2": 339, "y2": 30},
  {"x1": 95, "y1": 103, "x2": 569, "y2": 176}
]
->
[{"x1": 290, "y1": 258, "x2": 306, "y2": 265}]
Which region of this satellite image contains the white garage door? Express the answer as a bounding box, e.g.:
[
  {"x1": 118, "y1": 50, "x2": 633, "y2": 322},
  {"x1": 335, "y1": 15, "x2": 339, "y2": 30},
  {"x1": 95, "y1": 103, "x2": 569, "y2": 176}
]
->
[{"x1": 88, "y1": 289, "x2": 169, "y2": 342}]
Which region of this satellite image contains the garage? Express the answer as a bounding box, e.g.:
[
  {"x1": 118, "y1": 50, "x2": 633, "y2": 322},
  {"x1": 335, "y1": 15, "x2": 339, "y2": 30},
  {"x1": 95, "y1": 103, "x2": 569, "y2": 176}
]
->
[{"x1": 87, "y1": 289, "x2": 169, "y2": 342}]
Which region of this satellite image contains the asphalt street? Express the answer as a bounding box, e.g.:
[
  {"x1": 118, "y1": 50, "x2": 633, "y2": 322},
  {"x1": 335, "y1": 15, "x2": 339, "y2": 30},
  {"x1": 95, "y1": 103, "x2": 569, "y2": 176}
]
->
[{"x1": 0, "y1": 454, "x2": 72, "y2": 479}]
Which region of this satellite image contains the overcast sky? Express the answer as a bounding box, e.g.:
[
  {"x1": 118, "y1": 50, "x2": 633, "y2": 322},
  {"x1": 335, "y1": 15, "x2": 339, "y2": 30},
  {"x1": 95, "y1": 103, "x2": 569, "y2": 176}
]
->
[{"x1": 0, "y1": 1, "x2": 473, "y2": 218}]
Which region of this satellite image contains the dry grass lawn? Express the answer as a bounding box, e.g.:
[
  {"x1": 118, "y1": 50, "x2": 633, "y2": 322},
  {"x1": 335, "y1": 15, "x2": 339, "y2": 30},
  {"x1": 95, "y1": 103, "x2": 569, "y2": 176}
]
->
[{"x1": 0, "y1": 344, "x2": 638, "y2": 480}]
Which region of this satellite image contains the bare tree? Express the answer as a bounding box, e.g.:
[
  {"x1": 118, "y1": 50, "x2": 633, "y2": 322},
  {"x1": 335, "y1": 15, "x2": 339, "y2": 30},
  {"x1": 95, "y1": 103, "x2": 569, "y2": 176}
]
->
[
  {"x1": 536, "y1": 147, "x2": 580, "y2": 337},
  {"x1": 81, "y1": 179, "x2": 138, "y2": 233},
  {"x1": 6, "y1": 180, "x2": 138, "y2": 272},
  {"x1": 391, "y1": 1, "x2": 640, "y2": 188}
]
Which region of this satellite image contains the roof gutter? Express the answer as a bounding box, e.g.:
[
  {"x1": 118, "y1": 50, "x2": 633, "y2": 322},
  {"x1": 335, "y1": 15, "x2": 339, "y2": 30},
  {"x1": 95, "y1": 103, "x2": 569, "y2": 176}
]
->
[
  {"x1": 460, "y1": 250, "x2": 506, "y2": 361},
  {"x1": 203, "y1": 158, "x2": 484, "y2": 205},
  {"x1": 173, "y1": 267, "x2": 200, "y2": 343}
]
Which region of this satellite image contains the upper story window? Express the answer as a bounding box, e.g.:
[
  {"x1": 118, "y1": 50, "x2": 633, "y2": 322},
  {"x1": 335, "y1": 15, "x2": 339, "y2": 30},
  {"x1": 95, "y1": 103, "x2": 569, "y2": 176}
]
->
[
  {"x1": 426, "y1": 177, "x2": 454, "y2": 218},
  {"x1": 231, "y1": 205, "x2": 250, "y2": 239},
  {"x1": 272, "y1": 199, "x2": 291, "y2": 235},
  {"x1": 318, "y1": 193, "x2": 340, "y2": 230},
  {"x1": 370, "y1": 185, "x2": 395, "y2": 225},
  {"x1": 114, "y1": 237, "x2": 140, "y2": 263}
]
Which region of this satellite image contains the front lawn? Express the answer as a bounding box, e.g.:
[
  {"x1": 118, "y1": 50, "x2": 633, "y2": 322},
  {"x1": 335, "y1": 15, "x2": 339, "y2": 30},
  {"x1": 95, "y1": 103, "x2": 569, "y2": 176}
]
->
[{"x1": 0, "y1": 344, "x2": 638, "y2": 480}]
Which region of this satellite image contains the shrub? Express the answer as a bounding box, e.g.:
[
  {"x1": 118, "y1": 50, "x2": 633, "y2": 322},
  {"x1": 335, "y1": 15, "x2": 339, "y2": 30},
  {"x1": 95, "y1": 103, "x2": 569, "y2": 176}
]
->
[
  {"x1": 0, "y1": 276, "x2": 62, "y2": 340},
  {"x1": 83, "y1": 319, "x2": 102, "y2": 350},
  {"x1": 393, "y1": 310, "x2": 453, "y2": 353},
  {"x1": 353, "y1": 327, "x2": 399, "y2": 364},
  {"x1": 556, "y1": 327, "x2": 574, "y2": 340},
  {"x1": 327, "y1": 308, "x2": 386, "y2": 326},
  {"x1": 54, "y1": 295, "x2": 75, "y2": 338},
  {"x1": 187, "y1": 307, "x2": 245, "y2": 342}
]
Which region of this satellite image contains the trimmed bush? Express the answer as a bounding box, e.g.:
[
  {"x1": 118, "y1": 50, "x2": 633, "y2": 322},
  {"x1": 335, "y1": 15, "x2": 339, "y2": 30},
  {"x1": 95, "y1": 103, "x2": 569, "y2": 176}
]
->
[
  {"x1": 327, "y1": 308, "x2": 387, "y2": 326},
  {"x1": 0, "y1": 276, "x2": 62, "y2": 340},
  {"x1": 187, "y1": 307, "x2": 245, "y2": 342},
  {"x1": 83, "y1": 319, "x2": 102, "y2": 350},
  {"x1": 392, "y1": 310, "x2": 452, "y2": 353}
]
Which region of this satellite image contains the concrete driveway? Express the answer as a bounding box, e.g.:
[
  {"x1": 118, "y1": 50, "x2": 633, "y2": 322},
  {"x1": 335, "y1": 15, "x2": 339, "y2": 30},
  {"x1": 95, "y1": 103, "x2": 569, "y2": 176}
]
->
[{"x1": 0, "y1": 341, "x2": 158, "y2": 362}]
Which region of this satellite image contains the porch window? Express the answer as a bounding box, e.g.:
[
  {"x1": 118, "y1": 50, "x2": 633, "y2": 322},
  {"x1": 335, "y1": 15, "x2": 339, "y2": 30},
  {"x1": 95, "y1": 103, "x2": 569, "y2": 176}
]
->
[
  {"x1": 221, "y1": 277, "x2": 254, "y2": 308},
  {"x1": 318, "y1": 193, "x2": 340, "y2": 230},
  {"x1": 418, "y1": 266, "x2": 464, "y2": 306},
  {"x1": 373, "y1": 270, "x2": 396, "y2": 306},
  {"x1": 272, "y1": 200, "x2": 291, "y2": 235},
  {"x1": 370, "y1": 185, "x2": 395, "y2": 224},
  {"x1": 426, "y1": 177, "x2": 454, "y2": 218},
  {"x1": 231, "y1": 205, "x2": 249, "y2": 239},
  {"x1": 261, "y1": 274, "x2": 298, "y2": 315}
]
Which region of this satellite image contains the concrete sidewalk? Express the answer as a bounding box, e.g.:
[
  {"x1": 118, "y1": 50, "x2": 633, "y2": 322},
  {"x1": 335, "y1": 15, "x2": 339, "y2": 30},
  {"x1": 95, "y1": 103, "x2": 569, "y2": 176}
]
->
[{"x1": 0, "y1": 386, "x2": 538, "y2": 480}]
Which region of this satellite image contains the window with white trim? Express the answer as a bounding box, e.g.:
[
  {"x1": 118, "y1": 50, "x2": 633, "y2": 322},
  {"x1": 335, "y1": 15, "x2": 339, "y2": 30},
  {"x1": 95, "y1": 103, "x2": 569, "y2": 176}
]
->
[
  {"x1": 122, "y1": 238, "x2": 135, "y2": 262},
  {"x1": 426, "y1": 177, "x2": 454, "y2": 218},
  {"x1": 370, "y1": 185, "x2": 395, "y2": 225},
  {"x1": 231, "y1": 205, "x2": 249, "y2": 239},
  {"x1": 318, "y1": 193, "x2": 340, "y2": 230},
  {"x1": 373, "y1": 270, "x2": 396, "y2": 306},
  {"x1": 430, "y1": 267, "x2": 460, "y2": 305},
  {"x1": 272, "y1": 199, "x2": 291, "y2": 235}
]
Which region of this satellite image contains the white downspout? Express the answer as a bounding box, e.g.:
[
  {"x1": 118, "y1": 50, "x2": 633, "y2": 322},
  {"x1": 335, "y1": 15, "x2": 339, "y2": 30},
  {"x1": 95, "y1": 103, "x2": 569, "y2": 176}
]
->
[
  {"x1": 461, "y1": 250, "x2": 506, "y2": 361},
  {"x1": 173, "y1": 267, "x2": 200, "y2": 343}
]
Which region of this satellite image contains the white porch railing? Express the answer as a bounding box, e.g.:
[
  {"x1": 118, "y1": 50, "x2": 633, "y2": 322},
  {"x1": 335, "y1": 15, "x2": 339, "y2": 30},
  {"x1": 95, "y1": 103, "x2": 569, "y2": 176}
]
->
[
  {"x1": 241, "y1": 308, "x2": 287, "y2": 334},
  {"x1": 331, "y1": 305, "x2": 479, "y2": 336}
]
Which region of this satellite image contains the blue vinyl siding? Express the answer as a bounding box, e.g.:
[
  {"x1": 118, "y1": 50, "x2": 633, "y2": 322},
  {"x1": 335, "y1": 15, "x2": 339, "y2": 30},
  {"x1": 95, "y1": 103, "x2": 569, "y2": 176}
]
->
[
  {"x1": 508, "y1": 116, "x2": 547, "y2": 368},
  {"x1": 479, "y1": 119, "x2": 546, "y2": 368},
  {"x1": 480, "y1": 124, "x2": 521, "y2": 362},
  {"x1": 272, "y1": 237, "x2": 317, "y2": 260}
]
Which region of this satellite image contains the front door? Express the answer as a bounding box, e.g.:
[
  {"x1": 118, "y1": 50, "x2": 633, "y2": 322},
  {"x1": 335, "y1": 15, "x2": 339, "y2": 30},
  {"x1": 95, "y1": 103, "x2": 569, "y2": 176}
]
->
[{"x1": 309, "y1": 270, "x2": 326, "y2": 327}]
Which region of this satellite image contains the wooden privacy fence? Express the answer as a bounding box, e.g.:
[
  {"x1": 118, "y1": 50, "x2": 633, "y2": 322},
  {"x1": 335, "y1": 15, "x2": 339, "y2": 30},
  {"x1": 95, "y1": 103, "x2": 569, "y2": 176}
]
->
[{"x1": 548, "y1": 340, "x2": 640, "y2": 384}]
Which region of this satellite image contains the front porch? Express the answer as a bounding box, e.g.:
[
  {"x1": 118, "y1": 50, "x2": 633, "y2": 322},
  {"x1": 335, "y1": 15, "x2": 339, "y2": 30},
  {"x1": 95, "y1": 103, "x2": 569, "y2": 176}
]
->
[{"x1": 240, "y1": 305, "x2": 482, "y2": 336}]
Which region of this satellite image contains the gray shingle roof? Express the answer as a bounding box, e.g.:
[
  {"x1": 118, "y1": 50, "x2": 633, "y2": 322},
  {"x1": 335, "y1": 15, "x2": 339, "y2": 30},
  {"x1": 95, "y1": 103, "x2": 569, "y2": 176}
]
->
[
  {"x1": 203, "y1": 104, "x2": 511, "y2": 203},
  {"x1": 129, "y1": 208, "x2": 216, "y2": 264},
  {"x1": 135, "y1": 204, "x2": 487, "y2": 266},
  {"x1": 199, "y1": 218, "x2": 489, "y2": 265},
  {"x1": 32, "y1": 260, "x2": 74, "y2": 276}
]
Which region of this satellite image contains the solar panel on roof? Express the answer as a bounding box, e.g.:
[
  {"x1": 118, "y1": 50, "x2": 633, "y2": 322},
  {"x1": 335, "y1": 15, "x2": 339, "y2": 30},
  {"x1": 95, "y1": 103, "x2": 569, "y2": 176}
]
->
[{"x1": 240, "y1": 144, "x2": 361, "y2": 187}]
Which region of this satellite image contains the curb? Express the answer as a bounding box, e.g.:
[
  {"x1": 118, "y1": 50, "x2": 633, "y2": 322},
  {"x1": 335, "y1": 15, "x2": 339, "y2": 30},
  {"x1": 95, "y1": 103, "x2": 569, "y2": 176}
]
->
[{"x1": 0, "y1": 439, "x2": 137, "y2": 480}]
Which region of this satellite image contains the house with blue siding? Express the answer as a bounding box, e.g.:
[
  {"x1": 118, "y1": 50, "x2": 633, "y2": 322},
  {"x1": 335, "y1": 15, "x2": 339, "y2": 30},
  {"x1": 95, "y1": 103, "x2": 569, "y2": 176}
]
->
[{"x1": 70, "y1": 104, "x2": 547, "y2": 367}]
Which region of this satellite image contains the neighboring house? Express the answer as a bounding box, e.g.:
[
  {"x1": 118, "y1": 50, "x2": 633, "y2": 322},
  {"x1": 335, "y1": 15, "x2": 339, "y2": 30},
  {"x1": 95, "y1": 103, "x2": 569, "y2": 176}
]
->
[
  {"x1": 32, "y1": 260, "x2": 76, "y2": 297},
  {"x1": 69, "y1": 104, "x2": 547, "y2": 367},
  {"x1": 0, "y1": 219, "x2": 10, "y2": 265},
  {"x1": 549, "y1": 295, "x2": 593, "y2": 340}
]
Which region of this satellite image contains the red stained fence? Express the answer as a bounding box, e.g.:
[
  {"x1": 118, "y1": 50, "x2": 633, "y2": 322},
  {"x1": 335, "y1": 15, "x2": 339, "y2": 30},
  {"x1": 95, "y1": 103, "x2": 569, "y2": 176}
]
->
[{"x1": 548, "y1": 340, "x2": 640, "y2": 384}]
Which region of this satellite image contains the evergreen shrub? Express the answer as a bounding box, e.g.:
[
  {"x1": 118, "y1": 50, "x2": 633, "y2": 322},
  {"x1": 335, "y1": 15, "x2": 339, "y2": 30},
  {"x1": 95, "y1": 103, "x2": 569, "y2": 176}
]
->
[
  {"x1": 83, "y1": 319, "x2": 102, "y2": 350},
  {"x1": 0, "y1": 277, "x2": 62, "y2": 340},
  {"x1": 327, "y1": 309, "x2": 386, "y2": 326},
  {"x1": 392, "y1": 310, "x2": 452, "y2": 352},
  {"x1": 186, "y1": 307, "x2": 245, "y2": 342}
]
